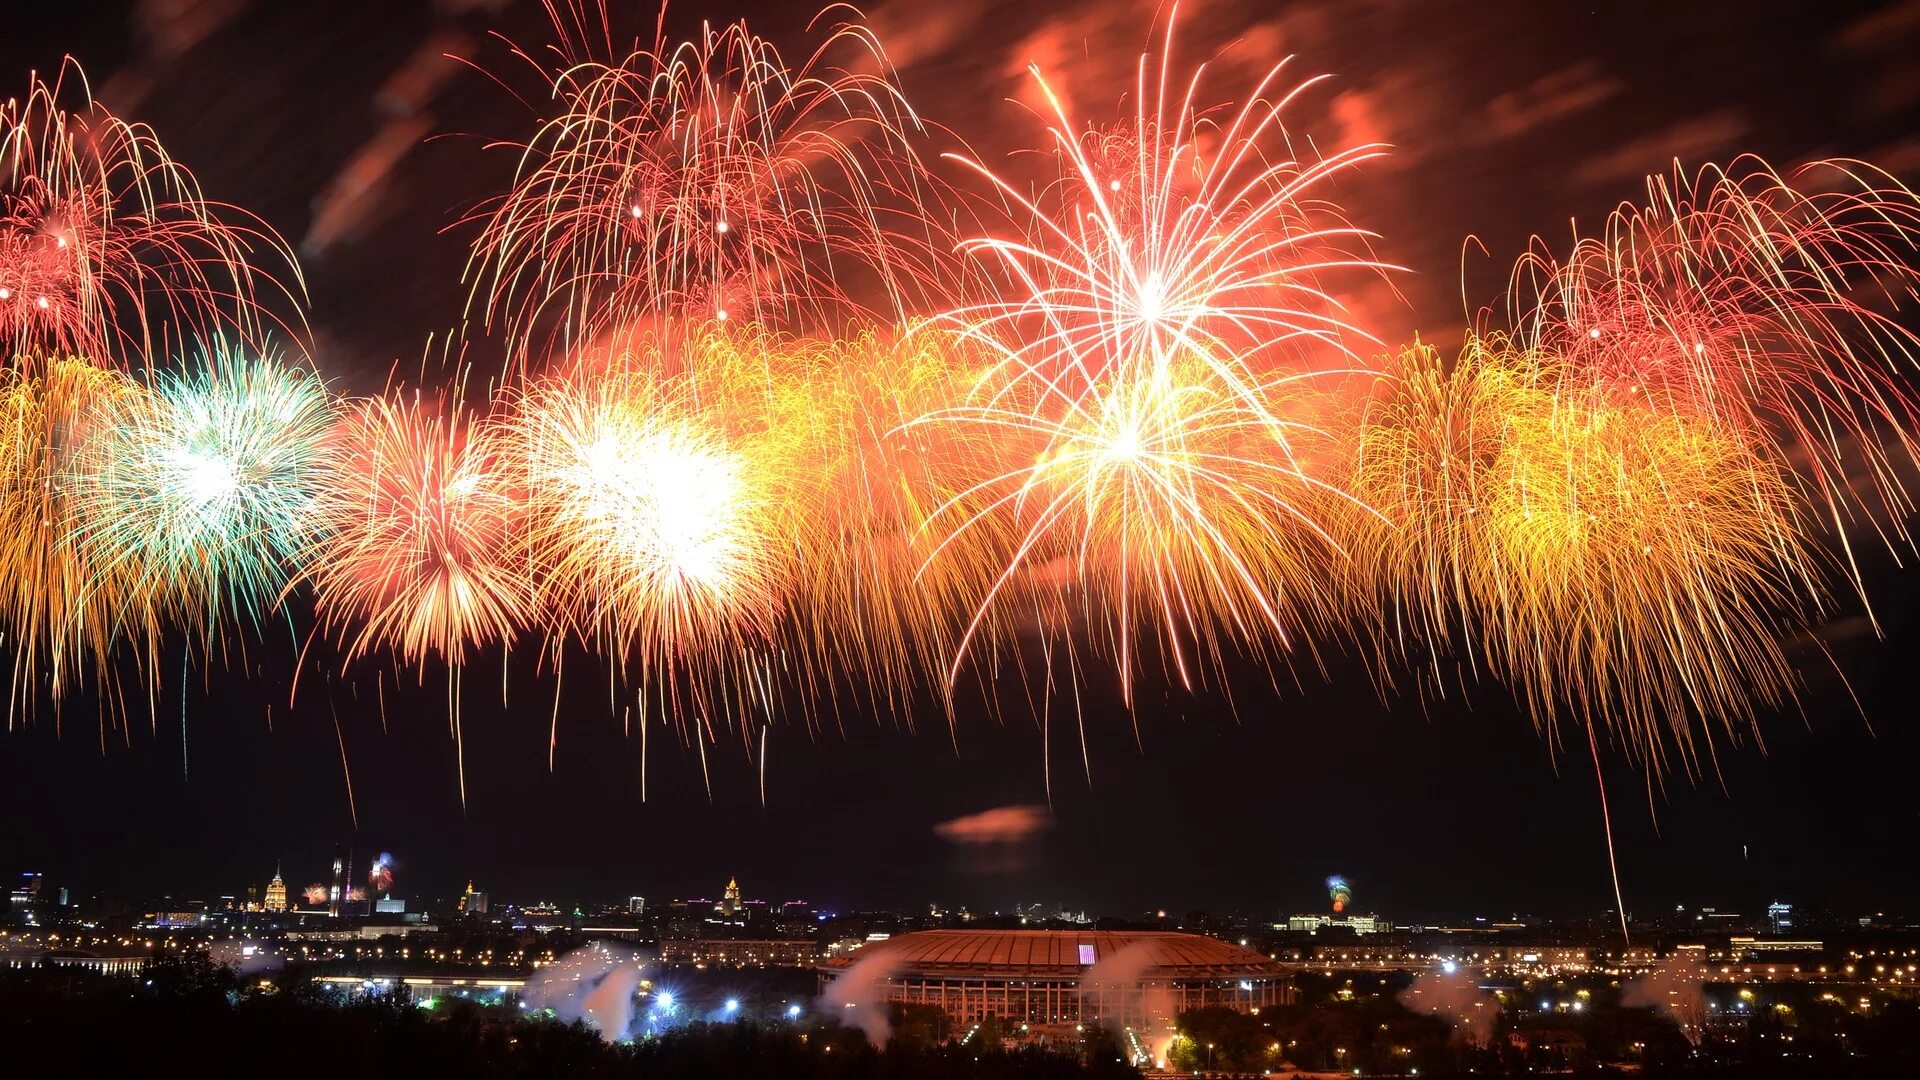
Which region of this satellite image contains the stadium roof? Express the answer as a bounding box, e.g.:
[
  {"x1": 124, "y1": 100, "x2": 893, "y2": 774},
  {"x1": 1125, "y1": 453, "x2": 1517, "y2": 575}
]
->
[{"x1": 818, "y1": 929, "x2": 1281, "y2": 980}]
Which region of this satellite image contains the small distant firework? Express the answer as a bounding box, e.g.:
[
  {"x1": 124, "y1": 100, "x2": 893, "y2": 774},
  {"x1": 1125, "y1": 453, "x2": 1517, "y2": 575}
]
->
[
  {"x1": 466, "y1": 3, "x2": 940, "y2": 369},
  {"x1": 306, "y1": 393, "x2": 528, "y2": 668},
  {"x1": 368, "y1": 852, "x2": 394, "y2": 897},
  {"x1": 69, "y1": 343, "x2": 332, "y2": 632},
  {"x1": 303, "y1": 884, "x2": 328, "y2": 906},
  {"x1": 1327, "y1": 875, "x2": 1352, "y2": 913},
  {"x1": 0, "y1": 66, "x2": 303, "y2": 366},
  {"x1": 923, "y1": 11, "x2": 1391, "y2": 701}
]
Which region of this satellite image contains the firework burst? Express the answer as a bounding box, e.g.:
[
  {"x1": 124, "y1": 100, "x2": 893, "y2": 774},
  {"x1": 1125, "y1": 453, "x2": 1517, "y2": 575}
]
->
[
  {"x1": 0, "y1": 65, "x2": 303, "y2": 367},
  {"x1": 922, "y1": 12, "x2": 1392, "y2": 700},
  {"x1": 1505, "y1": 156, "x2": 1920, "y2": 600},
  {"x1": 306, "y1": 392, "x2": 529, "y2": 669},
  {"x1": 466, "y1": 3, "x2": 942, "y2": 370},
  {"x1": 508, "y1": 358, "x2": 784, "y2": 725},
  {"x1": 710, "y1": 327, "x2": 986, "y2": 723},
  {"x1": 0, "y1": 356, "x2": 157, "y2": 718},
  {"x1": 1353, "y1": 340, "x2": 1822, "y2": 775},
  {"x1": 68, "y1": 343, "x2": 331, "y2": 635}
]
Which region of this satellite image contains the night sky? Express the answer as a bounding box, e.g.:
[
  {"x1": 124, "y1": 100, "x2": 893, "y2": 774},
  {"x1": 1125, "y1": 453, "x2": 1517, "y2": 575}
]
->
[{"x1": 2, "y1": 0, "x2": 1919, "y2": 922}]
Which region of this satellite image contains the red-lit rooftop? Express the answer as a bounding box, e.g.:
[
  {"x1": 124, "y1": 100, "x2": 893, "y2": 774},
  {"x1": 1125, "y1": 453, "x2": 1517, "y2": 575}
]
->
[{"x1": 818, "y1": 929, "x2": 1279, "y2": 980}]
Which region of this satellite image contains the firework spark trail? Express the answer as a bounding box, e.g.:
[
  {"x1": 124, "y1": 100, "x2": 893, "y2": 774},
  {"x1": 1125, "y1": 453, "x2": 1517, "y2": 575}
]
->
[
  {"x1": 1505, "y1": 156, "x2": 1920, "y2": 609},
  {"x1": 918, "y1": 8, "x2": 1395, "y2": 704},
  {"x1": 465, "y1": 2, "x2": 953, "y2": 373},
  {"x1": 0, "y1": 65, "x2": 305, "y2": 368}
]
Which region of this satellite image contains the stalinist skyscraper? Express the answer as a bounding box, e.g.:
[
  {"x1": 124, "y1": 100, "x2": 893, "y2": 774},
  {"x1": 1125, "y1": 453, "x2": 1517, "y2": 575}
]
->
[{"x1": 264, "y1": 864, "x2": 288, "y2": 912}]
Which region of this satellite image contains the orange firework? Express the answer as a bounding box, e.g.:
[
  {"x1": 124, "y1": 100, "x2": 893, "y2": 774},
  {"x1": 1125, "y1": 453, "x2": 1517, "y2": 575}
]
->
[
  {"x1": 526, "y1": 324, "x2": 989, "y2": 733},
  {"x1": 922, "y1": 11, "x2": 1392, "y2": 701},
  {"x1": 719, "y1": 327, "x2": 985, "y2": 723},
  {"x1": 0, "y1": 65, "x2": 304, "y2": 368},
  {"x1": 1345, "y1": 342, "x2": 1521, "y2": 683},
  {"x1": 1505, "y1": 156, "x2": 1920, "y2": 600},
  {"x1": 305, "y1": 392, "x2": 530, "y2": 670},
  {"x1": 466, "y1": 3, "x2": 944, "y2": 371}
]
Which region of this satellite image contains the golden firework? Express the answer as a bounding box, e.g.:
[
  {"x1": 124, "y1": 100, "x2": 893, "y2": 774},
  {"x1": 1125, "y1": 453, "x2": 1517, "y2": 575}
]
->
[
  {"x1": 1353, "y1": 339, "x2": 1825, "y2": 775},
  {"x1": 0, "y1": 356, "x2": 158, "y2": 721}
]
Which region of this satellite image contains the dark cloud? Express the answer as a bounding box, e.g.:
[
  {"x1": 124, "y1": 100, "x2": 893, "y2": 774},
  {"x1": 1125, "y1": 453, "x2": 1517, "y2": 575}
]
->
[
  {"x1": 1478, "y1": 60, "x2": 1622, "y2": 144},
  {"x1": 1569, "y1": 109, "x2": 1750, "y2": 190}
]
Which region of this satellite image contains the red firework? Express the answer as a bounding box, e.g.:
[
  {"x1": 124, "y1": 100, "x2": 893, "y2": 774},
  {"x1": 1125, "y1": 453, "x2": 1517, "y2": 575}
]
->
[
  {"x1": 1505, "y1": 156, "x2": 1920, "y2": 590},
  {"x1": 0, "y1": 64, "x2": 304, "y2": 367},
  {"x1": 465, "y1": 2, "x2": 948, "y2": 371},
  {"x1": 305, "y1": 392, "x2": 530, "y2": 670}
]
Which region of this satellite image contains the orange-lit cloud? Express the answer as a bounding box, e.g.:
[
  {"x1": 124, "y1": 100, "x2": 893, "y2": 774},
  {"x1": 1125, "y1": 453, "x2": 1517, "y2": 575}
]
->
[{"x1": 934, "y1": 803, "x2": 1053, "y2": 845}]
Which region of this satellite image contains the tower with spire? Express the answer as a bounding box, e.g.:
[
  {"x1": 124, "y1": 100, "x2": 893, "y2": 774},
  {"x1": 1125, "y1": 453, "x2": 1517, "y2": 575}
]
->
[
  {"x1": 721, "y1": 876, "x2": 741, "y2": 917},
  {"x1": 264, "y1": 863, "x2": 288, "y2": 912}
]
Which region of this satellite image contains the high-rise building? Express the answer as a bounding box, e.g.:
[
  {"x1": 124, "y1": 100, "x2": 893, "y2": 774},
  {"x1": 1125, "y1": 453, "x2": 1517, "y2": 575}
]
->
[
  {"x1": 11, "y1": 873, "x2": 44, "y2": 926},
  {"x1": 458, "y1": 881, "x2": 489, "y2": 916},
  {"x1": 720, "y1": 876, "x2": 741, "y2": 917},
  {"x1": 1768, "y1": 901, "x2": 1794, "y2": 934},
  {"x1": 628, "y1": 896, "x2": 646, "y2": 915},
  {"x1": 264, "y1": 864, "x2": 288, "y2": 912},
  {"x1": 330, "y1": 845, "x2": 345, "y2": 917}
]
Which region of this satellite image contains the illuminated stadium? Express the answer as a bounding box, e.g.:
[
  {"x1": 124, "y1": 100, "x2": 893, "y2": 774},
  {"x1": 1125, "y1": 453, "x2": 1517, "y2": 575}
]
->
[{"x1": 817, "y1": 929, "x2": 1291, "y2": 1030}]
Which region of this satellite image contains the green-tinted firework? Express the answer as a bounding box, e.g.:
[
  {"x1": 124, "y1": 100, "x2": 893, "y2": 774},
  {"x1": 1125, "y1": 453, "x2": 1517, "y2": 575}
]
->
[{"x1": 70, "y1": 341, "x2": 333, "y2": 631}]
